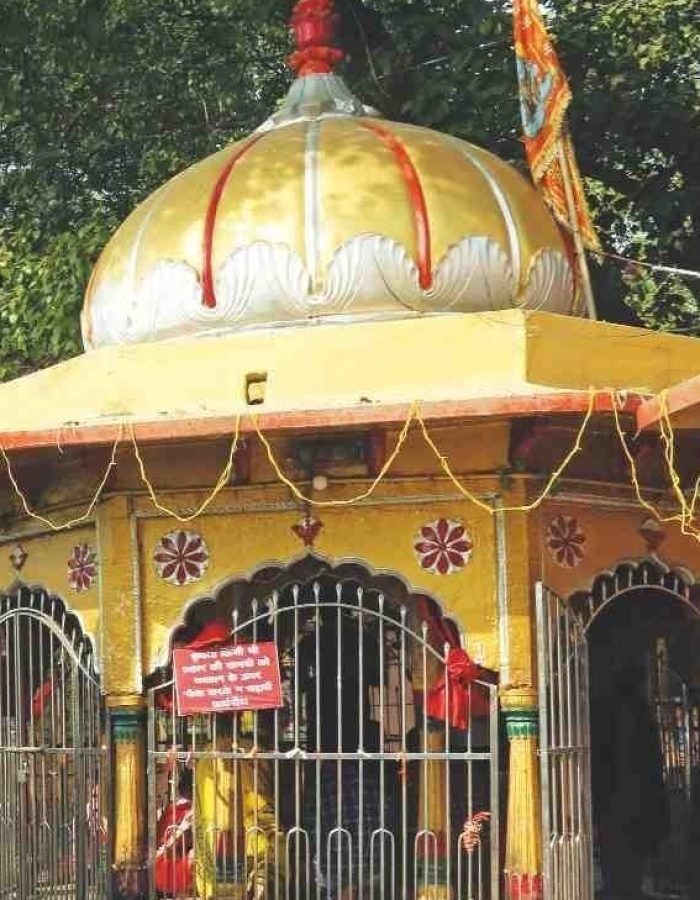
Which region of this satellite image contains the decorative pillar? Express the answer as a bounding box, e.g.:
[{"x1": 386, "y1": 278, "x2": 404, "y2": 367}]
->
[
  {"x1": 110, "y1": 697, "x2": 148, "y2": 899},
  {"x1": 97, "y1": 496, "x2": 147, "y2": 895},
  {"x1": 501, "y1": 685, "x2": 543, "y2": 900}
]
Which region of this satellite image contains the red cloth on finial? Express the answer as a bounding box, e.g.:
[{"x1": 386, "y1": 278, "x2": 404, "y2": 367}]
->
[
  {"x1": 157, "y1": 620, "x2": 231, "y2": 710},
  {"x1": 425, "y1": 647, "x2": 480, "y2": 731},
  {"x1": 187, "y1": 619, "x2": 230, "y2": 650},
  {"x1": 289, "y1": 0, "x2": 344, "y2": 76}
]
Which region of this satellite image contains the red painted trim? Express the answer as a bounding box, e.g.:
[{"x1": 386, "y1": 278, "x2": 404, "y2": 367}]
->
[
  {"x1": 0, "y1": 392, "x2": 642, "y2": 452},
  {"x1": 360, "y1": 122, "x2": 433, "y2": 290},
  {"x1": 637, "y1": 373, "x2": 700, "y2": 432},
  {"x1": 201, "y1": 135, "x2": 265, "y2": 308}
]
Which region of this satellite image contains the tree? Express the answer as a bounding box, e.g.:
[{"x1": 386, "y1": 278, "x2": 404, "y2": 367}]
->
[{"x1": 0, "y1": 0, "x2": 698, "y2": 380}]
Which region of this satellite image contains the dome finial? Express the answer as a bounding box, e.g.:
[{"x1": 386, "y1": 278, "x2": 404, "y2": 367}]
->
[{"x1": 289, "y1": 0, "x2": 345, "y2": 76}]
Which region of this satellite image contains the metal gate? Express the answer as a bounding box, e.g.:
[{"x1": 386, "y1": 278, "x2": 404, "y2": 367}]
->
[
  {"x1": 148, "y1": 577, "x2": 500, "y2": 899},
  {"x1": 0, "y1": 588, "x2": 108, "y2": 900},
  {"x1": 648, "y1": 644, "x2": 699, "y2": 899},
  {"x1": 535, "y1": 583, "x2": 593, "y2": 900}
]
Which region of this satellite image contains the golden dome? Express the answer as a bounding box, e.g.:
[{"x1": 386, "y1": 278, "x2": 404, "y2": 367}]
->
[{"x1": 82, "y1": 12, "x2": 575, "y2": 350}]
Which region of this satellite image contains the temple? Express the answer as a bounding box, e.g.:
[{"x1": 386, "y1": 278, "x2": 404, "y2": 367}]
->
[{"x1": 0, "y1": 2, "x2": 698, "y2": 899}]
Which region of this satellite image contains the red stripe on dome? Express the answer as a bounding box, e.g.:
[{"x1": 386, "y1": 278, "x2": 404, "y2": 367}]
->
[
  {"x1": 360, "y1": 122, "x2": 433, "y2": 290},
  {"x1": 202, "y1": 135, "x2": 265, "y2": 308}
]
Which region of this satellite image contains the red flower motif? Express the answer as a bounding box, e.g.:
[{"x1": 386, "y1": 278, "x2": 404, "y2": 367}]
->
[
  {"x1": 291, "y1": 513, "x2": 323, "y2": 547},
  {"x1": 414, "y1": 518, "x2": 473, "y2": 575},
  {"x1": 67, "y1": 543, "x2": 97, "y2": 593},
  {"x1": 546, "y1": 515, "x2": 586, "y2": 568},
  {"x1": 154, "y1": 531, "x2": 209, "y2": 586}
]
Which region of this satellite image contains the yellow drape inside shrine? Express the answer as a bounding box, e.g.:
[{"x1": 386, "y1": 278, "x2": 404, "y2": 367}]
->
[
  {"x1": 194, "y1": 740, "x2": 283, "y2": 899},
  {"x1": 416, "y1": 651, "x2": 452, "y2": 900}
]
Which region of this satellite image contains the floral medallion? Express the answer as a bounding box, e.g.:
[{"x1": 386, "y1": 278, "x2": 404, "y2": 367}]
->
[
  {"x1": 545, "y1": 515, "x2": 586, "y2": 568},
  {"x1": 67, "y1": 543, "x2": 98, "y2": 593},
  {"x1": 414, "y1": 518, "x2": 473, "y2": 576},
  {"x1": 154, "y1": 530, "x2": 209, "y2": 586}
]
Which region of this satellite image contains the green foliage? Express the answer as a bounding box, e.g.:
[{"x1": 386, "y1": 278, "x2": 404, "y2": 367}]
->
[{"x1": 0, "y1": 0, "x2": 698, "y2": 379}]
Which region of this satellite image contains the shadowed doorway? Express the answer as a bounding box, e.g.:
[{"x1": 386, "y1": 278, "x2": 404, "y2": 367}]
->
[{"x1": 587, "y1": 587, "x2": 700, "y2": 900}]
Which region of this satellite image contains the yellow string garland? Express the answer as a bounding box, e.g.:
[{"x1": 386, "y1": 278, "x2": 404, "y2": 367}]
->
[
  {"x1": 127, "y1": 415, "x2": 242, "y2": 524},
  {"x1": 0, "y1": 426, "x2": 123, "y2": 531},
  {"x1": 0, "y1": 389, "x2": 698, "y2": 543},
  {"x1": 609, "y1": 390, "x2": 700, "y2": 541},
  {"x1": 415, "y1": 389, "x2": 597, "y2": 514},
  {"x1": 252, "y1": 402, "x2": 419, "y2": 508}
]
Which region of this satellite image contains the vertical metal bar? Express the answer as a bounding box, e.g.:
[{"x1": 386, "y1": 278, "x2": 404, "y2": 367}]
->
[
  {"x1": 357, "y1": 587, "x2": 364, "y2": 898},
  {"x1": 420, "y1": 622, "x2": 429, "y2": 898},
  {"x1": 535, "y1": 584, "x2": 553, "y2": 899},
  {"x1": 567, "y1": 610, "x2": 577, "y2": 900},
  {"x1": 272, "y1": 592, "x2": 281, "y2": 900},
  {"x1": 444, "y1": 640, "x2": 452, "y2": 900},
  {"x1": 292, "y1": 585, "x2": 301, "y2": 900},
  {"x1": 466, "y1": 651, "x2": 474, "y2": 897},
  {"x1": 490, "y1": 682, "x2": 500, "y2": 900},
  {"x1": 378, "y1": 593, "x2": 386, "y2": 900},
  {"x1": 28, "y1": 609, "x2": 37, "y2": 900},
  {"x1": 399, "y1": 605, "x2": 408, "y2": 900},
  {"x1": 571, "y1": 613, "x2": 583, "y2": 900},
  {"x1": 74, "y1": 644, "x2": 87, "y2": 900},
  {"x1": 0, "y1": 607, "x2": 6, "y2": 900},
  {"x1": 49, "y1": 606, "x2": 59, "y2": 900},
  {"x1": 683, "y1": 683, "x2": 693, "y2": 804},
  {"x1": 231, "y1": 607, "x2": 240, "y2": 896},
  {"x1": 335, "y1": 582, "x2": 343, "y2": 898},
  {"x1": 14, "y1": 599, "x2": 27, "y2": 900},
  {"x1": 313, "y1": 583, "x2": 321, "y2": 900},
  {"x1": 582, "y1": 627, "x2": 594, "y2": 900},
  {"x1": 554, "y1": 596, "x2": 565, "y2": 899},
  {"x1": 60, "y1": 613, "x2": 69, "y2": 897},
  {"x1": 1, "y1": 602, "x2": 11, "y2": 900},
  {"x1": 251, "y1": 598, "x2": 261, "y2": 897},
  {"x1": 84, "y1": 650, "x2": 92, "y2": 900},
  {"x1": 147, "y1": 691, "x2": 157, "y2": 900}
]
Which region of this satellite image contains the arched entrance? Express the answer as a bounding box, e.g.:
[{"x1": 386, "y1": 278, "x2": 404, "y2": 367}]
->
[
  {"x1": 537, "y1": 560, "x2": 700, "y2": 900},
  {"x1": 146, "y1": 557, "x2": 500, "y2": 899},
  {"x1": 0, "y1": 586, "x2": 108, "y2": 900}
]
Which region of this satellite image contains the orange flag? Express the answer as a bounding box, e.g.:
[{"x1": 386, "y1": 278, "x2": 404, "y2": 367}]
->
[{"x1": 513, "y1": 0, "x2": 600, "y2": 251}]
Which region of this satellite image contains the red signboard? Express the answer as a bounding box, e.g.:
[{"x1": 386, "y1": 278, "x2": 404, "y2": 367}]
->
[{"x1": 173, "y1": 641, "x2": 283, "y2": 715}]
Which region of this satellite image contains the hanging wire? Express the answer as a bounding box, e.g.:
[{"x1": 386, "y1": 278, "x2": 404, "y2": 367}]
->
[
  {"x1": 0, "y1": 388, "x2": 698, "y2": 545},
  {"x1": 128, "y1": 415, "x2": 242, "y2": 523},
  {"x1": 0, "y1": 427, "x2": 122, "y2": 531}
]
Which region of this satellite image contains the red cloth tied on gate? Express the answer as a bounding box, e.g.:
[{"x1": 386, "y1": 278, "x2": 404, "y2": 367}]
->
[
  {"x1": 425, "y1": 646, "x2": 480, "y2": 731},
  {"x1": 32, "y1": 677, "x2": 53, "y2": 717},
  {"x1": 154, "y1": 797, "x2": 193, "y2": 895},
  {"x1": 417, "y1": 595, "x2": 496, "y2": 725}
]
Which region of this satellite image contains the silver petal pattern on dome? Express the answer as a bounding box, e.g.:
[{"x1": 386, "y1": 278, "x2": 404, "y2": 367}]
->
[
  {"x1": 85, "y1": 234, "x2": 524, "y2": 347},
  {"x1": 520, "y1": 248, "x2": 575, "y2": 313},
  {"x1": 83, "y1": 62, "x2": 580, "y2": 350}
]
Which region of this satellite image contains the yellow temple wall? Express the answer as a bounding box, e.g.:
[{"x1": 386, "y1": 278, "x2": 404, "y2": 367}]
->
[
  {"x1": 532, "y1": 497, "x2": 700, "y2": 600},
  {"x1": 4, "y1": 421, "x2": 700, "y2": 702},
  {"x1": 0, "y1": 525, "x2": 100, "y2": 656},
  {"x1": 135, "y1": 483, "x2": 502, "y2": 685}
]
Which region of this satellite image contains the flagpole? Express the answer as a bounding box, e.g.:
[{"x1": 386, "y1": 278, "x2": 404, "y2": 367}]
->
[{"x1": 557, "y1": 135, "x2": 597, "y2": 320}]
